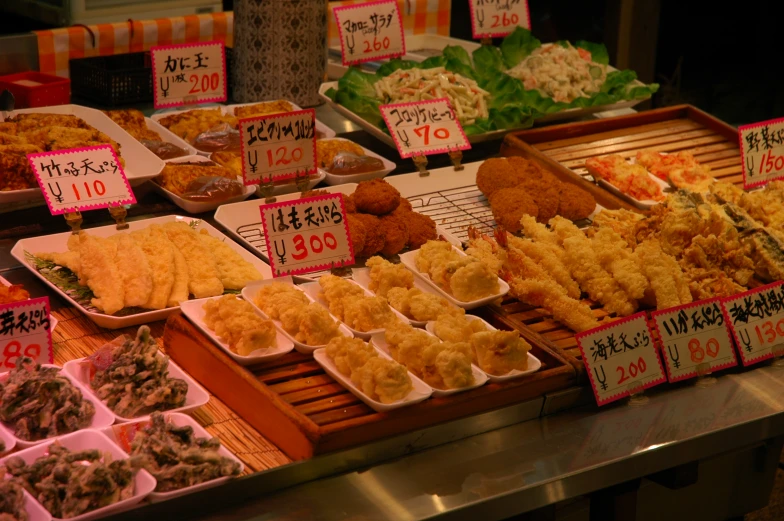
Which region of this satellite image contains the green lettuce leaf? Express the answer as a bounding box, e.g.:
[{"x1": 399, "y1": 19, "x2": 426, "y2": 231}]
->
[
  {"x1": 500, "y1": 27, "x2": 541, "y2": 69},
  {"x1": 472, "y1": 44, "x2": 505, "y2": 78},
  {"x1": 574, "y1": 40, "x2": 610, "y2": 65}
]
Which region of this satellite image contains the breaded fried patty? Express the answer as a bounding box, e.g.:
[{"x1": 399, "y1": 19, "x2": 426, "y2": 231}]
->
[
  {"x1": 557, "y1": 183, "x2": 596, "y2": 221},
  {"x1": 379, "y1": 214, "x2": 409, "y2": 256},
  {"x1": 476, "y1": 158, "x2": 524, "y2": 197},
  {"x1": 353, "y1": 213, "x2": 385, "y2": 257},
  {"x1": 353, "y1": 178, "x2": 401, "y2": 215},
  {"x1": 489, "y1": 188, "x2": 539, "y2": 233}
]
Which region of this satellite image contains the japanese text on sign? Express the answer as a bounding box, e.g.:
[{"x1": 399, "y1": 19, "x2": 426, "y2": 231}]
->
[
  {"x1": 651, "y1": 298, "x2": 737, "y2": 382},
  {"x1": 150, "y1": 41, "x2": 227, "y2": 109},
  {"x1": 260, "y1": 194, "x2": 355, "y2": 277},
  {"x1": 721, "y1": 281, "x2": 784, "y2": 366},
  {"x1": 576, "y1": 313, "x2": 666, "y2": 406},
  {"x1": 739, "y1": 117, "x2": 784, "y2": 189},
  {"x1": 469, "y1": 0, "x2": 531, "y2": 39},
  {"x1": 380, "y1": 98, "x2": 471, "y2": 159},
  {"x1": 239, "y1": 109, "x2": 317, "y2": 185},
  {"x1": 0, "y1": 297, "x2": 54, "y2": 373},
  {"x1": 27, "y1": 145, "x2": 136, "y2": 215},
  {"x1": 333, "y1": 0, "x2": 405, "y2": 66}
]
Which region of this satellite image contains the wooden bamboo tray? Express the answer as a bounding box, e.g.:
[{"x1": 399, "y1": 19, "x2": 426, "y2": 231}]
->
[
  {"x1": 500, "y1": 104, "x2": 741, "y2": 189},
  {"x1": 163, "y1": 312, "x2": 578, "y2": 461}
]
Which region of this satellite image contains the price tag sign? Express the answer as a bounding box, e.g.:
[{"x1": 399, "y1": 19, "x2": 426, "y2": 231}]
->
[
  {"x1": 739, "y1": 117, "x2": 784, "y2": 189},
  {"x1": 238, "y1": 109, "x2": 317, "y2": 185},
  {"x1": 469, "y1": 0, "x2": 531, "y2": 39},
  {"x1": 260, "y1": 194, "x2": 355, "y2": 277},
  {"x1": 333, "y1": 0, "x2": 405, "y2": 66},
  {"x1": 651, "y1": 298, "x2": 737, "y2": 382},
  {"x1": 576, "y1": 313, "x2": 666, "y2": 406},
  {"x1": 27, "y1": 145, "x2": 136, "y2": 215},
  {"x1": 379, "y1": 98, "x2": 471, "y2": 159},
  {"x1": 150, "y1": 41, "x2": 227, "y2": 109},
  {"x1": 0, "y1": 297, "x2": 54, "y2": 373},
  {"x1": 721, "y1": 281, "x2": 784, "y2": 366}
]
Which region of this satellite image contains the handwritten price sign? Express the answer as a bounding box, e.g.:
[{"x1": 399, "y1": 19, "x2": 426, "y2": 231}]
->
[
  {"x1": 469, "y1": 0, "x2": 531, "y2": 39},
  {"x1": 238, "y1": 109, "x2": 317, "y2": 185},
  {"x1": 576, "y1": 313, "x2": 666, "y2": 406},
  {"x1": 334, "y1": 0, "x2": 405, "y2": 66},
  {"x1": 27, "y1": 145, "x2": 136, "y2": 215},
  {"x1": 651, "y1": 298, "x2": 737, "y2": 382},
  {"x1": 0, "y1": 297, "x2": 53, "y2": 373},
  {"x1": 150, "y1": 41, "x2": 227, "y2": 109},
  {"x1": 721, "y1": 281, "x2": 784, "y2": 366},
  {"x1": 380, "y1": 98, "x2": 471, "y2": 159},
  {"x1": 739, "y1": 117, "x2": 784, "y2": 189},
  {"x1": 260, "y1": 194, "x2": 355, "y2": 277}
]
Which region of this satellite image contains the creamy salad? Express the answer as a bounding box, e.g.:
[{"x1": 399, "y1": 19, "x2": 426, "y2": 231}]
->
[{"x1": 507, "y1": 44, "x2": 607, "y2": 103}]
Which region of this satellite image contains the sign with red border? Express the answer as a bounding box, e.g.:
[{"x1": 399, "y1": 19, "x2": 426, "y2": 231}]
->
[
  {"x1": 469, "y1": 0, "x2": 531, "y2": 39},
  {"x1": 576, "y1": 313, "x2": 666, "y2": 406},
  {"x1": 720, "y1": 281, "x2": 784, "y2": 366},
  {"x1": 150, "y1": 41, "x2": 227, "y2": 109},
  {"x1": 333, "y1": 0, "x2": 405, "y2": 66},
  {"x1": 238, "y1": 109, "x2": 317, "y2": 185},
  {"x1": 739, "y1": 116, "x2": 784, "y2": 189},
  {"x1": 379, "y1": 98, "x2": 471, "y2": 159},
  {"x1": 0, "y1": 296, "x2": 54, "y2": 373},
  {"x1": 260, "y1": 194, "x2": 355, "y2": 277},
  {"x1": 650, "y1": 298, "x2": 737, "y2": 383},
  {"x1": 27, "y1": 145, "x2": 136, "y2": 215}
]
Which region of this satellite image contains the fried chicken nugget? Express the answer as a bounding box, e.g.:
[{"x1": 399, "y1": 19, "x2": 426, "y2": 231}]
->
[
  {"x1": 407, "y1": 212, "x2": 438, "y2": 249},
  {"x1": 489, "y1": 188, "x2": 539, "y2": 232},
  {"x1": 352, "y1": 213, "x2": 385, "y2": 257},
  {"x1": 379, "y1": 214, "x2": 409, "y2": 256},
  {"x1": 353, "y1": 179, "x2": 401, "y2": 215},
  {"x1": 346, "y1": 214, "x2": 367, "y2": 256},
  {"x1": 476, "y1": 158, "x2": 524, "y2": 197},
  {"x1": 558, "y1": 183, "x2": 596, "y2": 221}
]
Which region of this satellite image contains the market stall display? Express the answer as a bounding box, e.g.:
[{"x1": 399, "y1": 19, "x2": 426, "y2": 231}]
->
[{"x1": 103, "y1": 109, "x2": 197, "y2": 160}]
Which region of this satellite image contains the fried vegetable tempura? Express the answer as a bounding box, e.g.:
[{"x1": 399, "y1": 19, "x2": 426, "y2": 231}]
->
[
  {"x1": 432, "y1": 311, "x2": 486, "y2": 343},
  {"x1": 415, "y1": 240, "x2": 500, "y2": 302},
  {"x1": 471, "y1": 331, "x2": 531, "y2": 375},
  {"x1": 386, "y1": 287, "x2": 460, "y2": 321},
  {"x1": 634, "y1": 239, "x2": 692, "y2": 309},
  {"x1": 203, "y1": 295, "x2": 277, "y2": 356},
  {"x1": 280, "y1": 303, "x2": 343, "y2": 345}
]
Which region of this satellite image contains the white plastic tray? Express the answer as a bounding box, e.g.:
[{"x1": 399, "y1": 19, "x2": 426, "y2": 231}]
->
[
  {"x1": 241, "y1": 277, "x2": 353, "y2": 354},
  {"x1": 313, "y1": 348, "x2": 431, "y2": 412},
  {"x1": 318, "y1": 137, "x2": 395, "y2": 185},
  {"x1": 19, "y1": 490, "x2": 52, "y2": 521},
  {"x1": 11, "y1": 215, "x2": 272, "y2": 329},
  {"x1": 144, "y1": 117, "x2": 199, "y2": 159},
  {"x1": 0, "y1": 275, "x2": 58, "y2": 333},
  {"x1": 100, "y1": 412, "x2": 243, "y2": 502},
  {"x1": 0, "y1": 423, "x2": 15, "y2": 455},
  {"x1": 180, "y1": 296, "x2": 295, "y2": 365},
  {"x1": 0, "y1": 429, "x2": 157, "y2": 521}
]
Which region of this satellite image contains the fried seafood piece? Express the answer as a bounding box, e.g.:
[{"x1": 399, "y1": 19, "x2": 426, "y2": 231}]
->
[
  {"x1": 558, "y1": 183, "x2": 596, "y2": 221},
  {"x1": 254, "y1": 282, "x2": 310, "y2": 319},
  {"x1": 489, "y1": 188, "x2": 539, "y2": 232},
  {"x1": 233, "y1": 100, "x2": 294, "y2": 118},
  {"x1": 634, "y1": 239, "x2": 692, "y2": 309},
  {"x1": 342, "y1": 295, "x2": 399, "y2": 332},
  {"x1": 519, "y1": 215, "x2": 561, "y2": 247},
  {"x1": 432, "y1": 311, "x2": 486, "y2": 343},
  {"x1": 680, "y1": 233, "x2": 754, "y2": 286},
  {"x1": 0, "y1": 131, "x2": 24, "y2": 144},
  {"x1": 353, "y1": 178, "x2": 401, "y2": 215},
  {"x1": 104, "y1": 109, "x2": 161, "y2": 140},
  {"x1": 591, "y1": 209, "x2": 644, "y2": 248},
  {"x1": 353, "y1": 213, "x2": 385, "y2": 257},
  {"x1": 7, "y1": 113, "x2": 90, "y2": 131},
  {"x1": 203, "y1": 295, "x2": 277, "y2": 356},
  {"x1": 197, "y1": 229, "x2": 263, "y2": 289},
  {"x1": 506, "y1": 234, "x2": 580, "y2": 299},
  {"x1": 163, "y1": 222, "x2": 223, "y2": 298},
  {"x1": 510, "y1": 278, "x2": 598, "y2": 332},
  {"x1": 590, "y1": 228, "x2": 648, "y2": 300},
  {"x1": 115, "y1": 234, "x2": 154, "y2": 308},
  {"x1": 433, "y1": 342, "x2": 475, "y2": 389},
  {"x1": 476, "y1": 157, "x2": 525, "y2": 196},
  {"x1": 415, "y1": 240, "x2": 455, "y2": 274},
  {"x1": 0, "y1": 143, "x2": 42, "y2": 191},
  {"x1": 379, "y1": 214, "x2": 409, "y2": 256},
  {"x1": 78, "y1": 232, "x2": 125, "y2": 314},
  {"x1": 131, "y1": 225, "x2": 176, "y2": 310},
  {"x1": 366, "y1": 256, "x2": 414, "y2": 297},
  {"x1": 157, "y1": 162, "x2": 237, "y2": 195},
  {"x1": 327, "y1": 336, "x2": 377, "y2": 376},
  {"x1": 384, "y1": 322, "x2": 438, "y2": 374},
  {"x1": 419, "y1": 242, "x2": 499, "y2": 302},
  {"x1": 683, "y1": 267, "x2": 745, "y2": 299},
  {"x1": 319, "y1": 274, "x2": 366, "y2": 319},
  {"x1": 386, "y1": 287, "x2": 459, "y2": 321},
  {"x1": 352, "y1": 357, "x2": 414, "y2": 404},
  {"x1": 169, "y1": 246, "x2": 191, "y2": 307},
  {"x1": 22, "y1": 126, "x2": 119, "y2": 153},
  {"x1": 280, "y1": 302, "x2": 343, "y2": 345},
  {"x1": 158, "y1": 108, "x2": 238, "y2": 143},
  {"x1": 407, "y1": 212, "x2": 438, "y2": 249},
  {"x1": 346, "y1": 214, "x2": 367, "y2": 254},
  {"x1": 471, "y1": 331, "x2": 531, "y2": 375},
  {"x1": 448, "y1": 258, "x2": 501, "y2": 302}
]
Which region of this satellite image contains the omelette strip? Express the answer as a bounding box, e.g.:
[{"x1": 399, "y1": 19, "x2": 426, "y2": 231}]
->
[
  {"x1": 196, "y1": 230, "x2": 262, "y2": 289},
  {"x1": 78, "y1": 233, "x2": 124, "y2": 314},
  {"x1": 163, "y1": 222, "x2": 223, "y2": 298}
]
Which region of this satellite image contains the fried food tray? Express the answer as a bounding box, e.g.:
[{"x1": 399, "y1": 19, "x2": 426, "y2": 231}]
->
[{"x1": 163, "y1": 311, "x2": 577, "y2": 460}]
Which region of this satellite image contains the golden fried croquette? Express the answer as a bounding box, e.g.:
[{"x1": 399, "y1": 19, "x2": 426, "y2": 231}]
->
[
  {"x1": 344, "y1": 193, "x2": 357, "y2": 213},
  {"x1": 517, "y1": 179, "x2": 561, "y2": 223},
  {"x1": 489, "y1": 188, "x2": 539, "y2": 233},
  {"x1": 557, "y1": 183, "x2": 596, "y2": 221},
  {"x1": 300, "y1": 189, "x2": 330, "y2": 198},
  {"x1": 476, "y1": 158, "x2": 524, "y2": 197},
  {"x1": 353, "y1": 213, "x2": 385, "y2": 257},
  {"x1": 407, "y1": 212, "x2": 438, "y2": 249},
  {"x1": 398, "y1": 198, "x2": 413, "y2": 212},
  {"x1": 379, "y1": 214, "x2": 410, "y2": 257},
  {"x1": 346, "y1": 214, "x2": 367, "y2": 257},
  {"x1": 353, "y1": 178, "x2": 401, "y2": 215},
  {"x1": 507, "y1": 156, "x2": 552, "y2": 182}
]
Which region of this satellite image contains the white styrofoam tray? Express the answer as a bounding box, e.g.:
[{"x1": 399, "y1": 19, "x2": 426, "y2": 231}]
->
[
  {"x1": 11, "y1": 215, "x2": 272, "y2": 329},
  {"x1": 350, "y1": 267, "x2": 437, "y2": 328},
  {"x1": 318, "y1": 137, "x2": 395, "y2": 185},
  {"x1": 144, "y1": 117, "x2": 199, "y2": 159}
]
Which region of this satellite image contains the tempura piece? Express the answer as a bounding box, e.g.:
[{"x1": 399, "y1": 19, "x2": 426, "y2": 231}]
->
[
  {"x1": 78, "y1": 233, "x2": 124, "y2": 314},
  {"x1": 318, "y1": 274, "x2": 365, "y2": 319},
  {"x1": 432, "y1": 312, "x2": 487, "y2": 343},
  {"x1": 352, "y1": 357, "x2": 413, "y2": 404},
  {"x1": 365, "y1": 256, "x2": 414, "y2": 297},
  {"x1": 254, "y1": 282, "x2": 310, "y2": 319},
  {"x1": 507, "y1": 234, "x2": 580, "y2": 299},
  {"x1": 342, "y1": 295, "x2": 399, "y2": 332},
  {"x1": 510, "y1": 278, "x2": 598, "y2": 332},
  {"x1": 115, "y1": 234, "x2": 153, "y2": 308},
  {"x1": 168, "y1": 246, "x2": 190, "y2": 306},
  {"x1": 163, "y1": 222, "x2": 223, "y2": 298},
  {"x1": 634, "y1": 239, "x2": 692, "y2": 309},
  {"x1": 591, "y1": 228, "x2": 648, "y2": 300},
  {"x1": 197, "y1": 230, "x2": 263, "y2": 289},
  {"x1": 326, "y1": 336, "x2": 376, "y2": 377},
  {"x1": 449, "y1": 261, "x2": 501, "y2": 302},
  {"x1": 471, "y1": 331, "x2": 531, "y2": 375},
  {"x1": 203, "y1": 295, "x2": 277, "y2": 356},
  {"x1": 280, "y1": 303, "x2": 342, "y2": 345},
  {"x1": 132, "y1": 225, "x2": 175, "y2": 310}
]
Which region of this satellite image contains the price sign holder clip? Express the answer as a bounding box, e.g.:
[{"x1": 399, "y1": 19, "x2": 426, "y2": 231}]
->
[
  {"x1": 626, "y1": 381, "x2": 649, "y2": 407},
  {"x1": 64, "y1": 211, "x2": 83, "y2": 235},
  {"x1": 330, "y1": 260, "x2": 351, "y2": 278},
  {"x1": 480, "y1": 37, "x2": 492, "y2": 46},
  {"x1": 259, "y1": 175, "x2": 277, "y2": 204},
  {"x1": 294, "y1": 169, "x2": 310, "y2": 194},
  {"x1": 108, "y1": 205, "x2": 129, "y2": 230},
  {"x1": 448, "y1": 146, "x2": 464, "y2": 171},
  {"x1": 413, "y1": 154, "x2": 429, "y2": 177}
]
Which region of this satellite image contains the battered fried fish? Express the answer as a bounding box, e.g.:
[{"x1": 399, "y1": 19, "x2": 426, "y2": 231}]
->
[
  {"x1": 131, "y1": 225, "x2": 175, "y2": 310},
  {"x1": 163, "y1": 222, "x2": 223, "y2": 298},
  {"x1": 634, "y1": 239, "x2": 692, "y2": 310},
  {"x1": 78, "y1": 233, "x2": 124, "y2": 315}
]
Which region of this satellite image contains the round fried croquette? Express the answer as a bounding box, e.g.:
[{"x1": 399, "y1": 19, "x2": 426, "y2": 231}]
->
[
  {"x1": 489, "y1": 188, "x2": 539, "y2": 233},
  {"x1": 517, "y1": 178, "x2": 561, "y2": 224},
  {"x1": 346, "y1": 214, "x2": 367, "y2": 254},
  {"x1": 398, "y1": 197, "x2": 413, "y2": 212},
  {"x1": 557, "y1": 183, "x2": 597, "y2": 221},
  {"x1": 352, "y1": 213, "x2": 385, "y2": 257},
  {"x1": 476, "y1": 158, "x2": 524, "y2": 197},
  {"x1": 344, "y1": 193, "x2": 357, "y2": 213},
  {"x1": 407, "y1": 212, "x2": 438, "y2": 249},
  {"x1": 300, "y1": 189, "x2": 329, "y2": 198},
  {"x1": 353, "y1": 178, "x2": 401, "y2": 215},
  {"x1": 507, "y1": 156, "x2": 556, "y2": 184},
  {"x1": 379, "y1": 214, "x2": 410, "y2": 256}
]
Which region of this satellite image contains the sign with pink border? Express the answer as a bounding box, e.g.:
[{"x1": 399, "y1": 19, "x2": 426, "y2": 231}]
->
[
  {"x1": 650, "y1": 298, "x2": 737, "y2": 383},
  {"x1": 469, "y1": 0, "x2": 531, "y2": 39},
  {"x1": 720, "y1": 281, "x2": 784, "y2": 366},
  {"x1": 739, "y1": 117, "x2": 784, "y2": 189},
  {"x1": 576, "y1": 313, "x2": 666, "y2": 406},
  {"x1": 379, "y1": 98, "x2": 471, "y2": 159},
  {"x1": 238, "y1": 108, "x2": 317, "y2": 185},
  {"x1": 0, "y1": 296, "x2": 54, "y2": 373},
  {"x1": 27, "y1": 145, "x2": 136, "y2": 215},
  {"x1": 333, "y1": 0, "x2": 405, "y2": 66},
  {"x1": 259, "y1": 194, "x2": 355, "y2": 277},
  {"x1": 150, "y1": 41, "x2": 227, "y2": 109}
]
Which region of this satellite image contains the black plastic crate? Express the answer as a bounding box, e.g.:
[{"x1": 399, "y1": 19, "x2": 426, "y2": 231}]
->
[{"x1": 69, "y1": 52, "x2": 152, "y2": 107}]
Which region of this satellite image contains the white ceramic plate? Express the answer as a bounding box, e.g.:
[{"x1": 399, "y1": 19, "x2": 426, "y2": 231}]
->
[
  {"x1": 595, "y1": 177, "x2": 669, "y2": 210},
  {"x1": 299, "y1": 279, "x2": 409, "y2": 340},
  {"x1": 398, "y1": 246, "x2": 509, "y2": 310},
  {"x1": 425, "y1": 315, "x2": 542, "y2": 382},
  {"x1": 144, "y1": 117, "x2": 199, "y2": 159},
  {"x1": 63, "y1": 354, "x2": 209, "y2": 423},
  {"x1": 241, "y1": 277, "x2": 354, "y2": 354},
  {"x1": 370, "y1": 331, "x2": 487, "y2": 397},
  {"x1": 100, "y1": 412, "x2": 244, "y2": 502},
  {"x1": 0, "y1": 275, "x2": 58, "y2": 333},
  {"x1": 0, "y1": 429, "x2": 157, "y2": 521},
  {"x1": 11, "y1": 215, "x2": 272, "y2": 329},
  {"x1": 149, "y1": 155, "x2": 255, "y2": 214},
  {"x1": 0, "y1": 365, "x2": 115, "y2": 449},
  {"x1": 313, "y1": 348, "x2": 431, "y2": 412},
  {"x1": 317, "y1": 137, "x2": 395, "y2": 185},
  {"x1": 180, "y1": 296, "x2": 295, "y2": 365}
]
